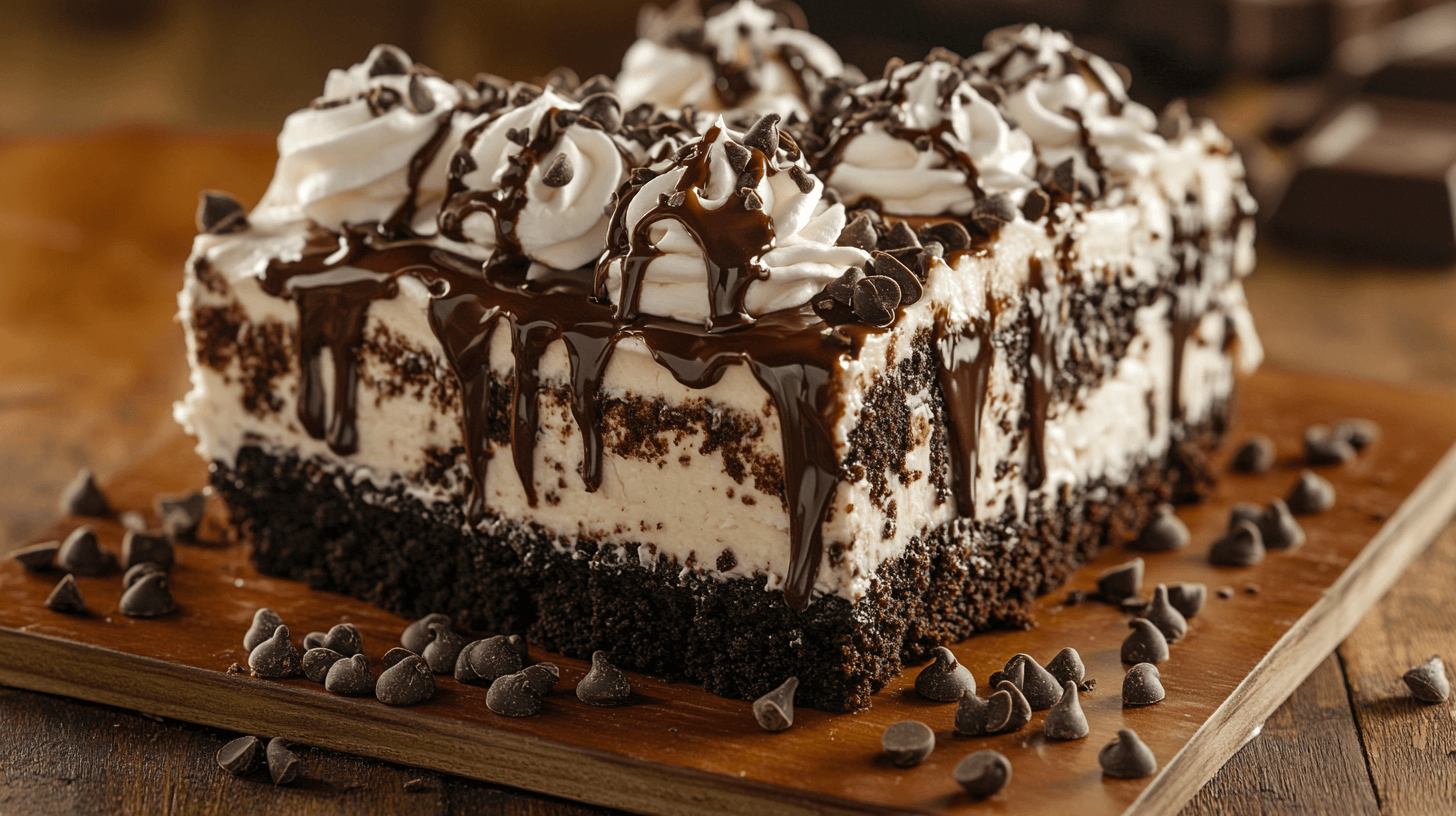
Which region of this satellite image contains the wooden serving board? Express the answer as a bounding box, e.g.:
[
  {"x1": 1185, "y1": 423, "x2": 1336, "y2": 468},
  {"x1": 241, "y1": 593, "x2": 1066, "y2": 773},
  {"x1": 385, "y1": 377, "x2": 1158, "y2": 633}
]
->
[{"x1": 1, "y1": 368, "x2": 1455, "y2": 816}]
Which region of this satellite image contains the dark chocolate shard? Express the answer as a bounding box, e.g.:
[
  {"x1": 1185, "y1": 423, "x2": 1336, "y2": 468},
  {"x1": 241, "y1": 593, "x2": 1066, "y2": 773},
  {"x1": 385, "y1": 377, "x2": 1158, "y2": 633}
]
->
[
  {"x1": 519, "y1": 662, "x2": 560, "y2": 697},
  {"x1": 1286, "y1": 469, "x2": 1336, "y2": 514},
  {"x1": 13, "y1": 541, "x2": 58, "y2": 573},
  {"x1": 541, "y1": 153, "x2": 575, "y2": 188},
  {"x1": 1010, "y1": 654, "x2": 1062, "y2": 710},
  {"x1": 401, "y1": 613, "x2": 451, "y2": 655},
  {"x1": 302, "y1": 647, "x2": 347, "y2": 684},
  {"x1": 752, "y1": 677, "x2": 798, "y2": 732},
  {"x1": 788, "y1": 165, "x2": 815, "y2": 194},
  {"x1": 376, "y1": 655, "x2": 435, "y2": 706},
  {"x1": 1122, "y1": 662, "x2": 1165, "y2": 707},
  {"x1": 987, "y1": 681, "x2": 1032, "y2": 734},
  {"x1": 196, "y1": 191, "x2": 251, "y2": 235},
  {"x1": 325, "y1": 654, "x2": 376, "y2": 697},
  {"x1": 249, "y1": 625, "x2": 302, "y2": 679},
  {"x1": 45, "y1": 574, "x2": 86, "y2": 614},
  {"x1": 486, "y1": 672, "x2": 542, "y2": 717},
  {"x1": 954, "y1": 691, "x2": 988, "y2": 736},
  {"x1": 743, "y1": 113, "x2": 781, "y2": 155},
  {"x1": 870, "y1": 252, "x2": 922, "y2": 306},
  {"x1": 576, "y1": 651, "x2": 631, "y2": 706},
  {"x1": 465, "y1": 635, "x2": 524, "y2": 684},
  {"x1": 382, "y1": 647, "x2": 417, "y2": 670},
  {"x1": 155, "y1": 492, "x2": 206, "y2": 541},
  {"x1": 918, "y1": 220, "x2": 971, "y2": 251},
  {"x1": 723, "y1": 140, "x2": 751, "y2": 173},
  {"x1": 1097, "y1": 558, "x2": 1143, "y2": 602},
  {"x1": 406, "y1": 74, "x2": 435, "y2": 115},
  {"x1": 880, "y1": 220, "x2": 921, "y2": 250},
  {"x1": 422, "y1": 622, "x2": 464, "y2": 674},
  {"x1": 1099, "y1": 728, "x2": 1157, "y2": 778},
  {"x1": 1167, "y1": 582, "x2": 1207, "y2": 618},
  {"x1": 1121, "y1": 618, "x2": 1169, "y2": 665},
  {"x1": 1131, "y1": 504, "x2": 1189, "y2": 552},
  {"x1": 59, "y1": 470, "x2": 110, "y2": 517},
  {"x1": 915, "y1": 646, "x2": 976, "y2": 702},
  {"x1": 881, "y1": 720, "x2": 934, "y2": 767},
  {"x1": 1304, "y1": 424, "x2": 1357, "y2": 466},
  {"x1": 319, "y1": 623, "x2": 363, "y2": 657},
  {"x1": 954, "y1": 750, "x2": 1011, "y2": 799},
  {"x1": 1334, "y1": 418, "x2": 1379, "y2": 450},
  {"x1": 122, "y1": 561, "x2": 164, "y2": 589},
  {"x1": 851, "y1": 276, "x2": 900, "y2": 327},
  {"x1": 1210, "y1": 519, "x2": 1266, "y2": 567},
  {"x1": 1020, "y1": 188, "x2": 1050, "y2": 221},
  {"x1": 367, "y1": 45, "x2": 409, "y2": 76},
  {"x1": 1046, "y1": 647, "x2": 1085, "y2": 687},
  {"x1": 1403, "y1": 655, "x2": 1450, "y2": 703},
  {"x1": 216, "y1": 735, "x2": 262, "y2": 776},
  {"x1": 244, "y1": 609, "x2": 285, "y2": 652},
  {"x1": 266, "y1": 738, "x2": 299, "y2": 785},
  {"x1": 121, "y1": 530, "x2": 173, "y2": 570},
  {"x1": 1260, "y1": 498, "x2": 1306, "y2": 550},
  {"x1": 1145, "y1": 584, "x2": 1188, "y2": 643},
  {"x1": 1230, "y1": 435, "x2": 1275, "y2": 473},
  {"x1": 836, "y1": 213, "x2": 877, "y2": 251},
  {"x1": 1044, "y1": 681, "x2": 1089, "y2": 740},
  {"x1": 57, "y1": 526, "x2": 113, "y2": 576}
]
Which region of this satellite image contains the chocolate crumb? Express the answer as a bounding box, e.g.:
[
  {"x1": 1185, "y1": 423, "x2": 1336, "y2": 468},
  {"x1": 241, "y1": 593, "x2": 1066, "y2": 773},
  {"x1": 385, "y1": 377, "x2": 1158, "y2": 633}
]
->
[
  {"x1": 122, "y1": 530, "x2": 173, "y2": 570},
  {"x1": 541, "y1": 153, "x2": 575, "y2": 188},
  {"x1": 216, "y1": 735, "x2": 262, "y2": 776},
  {"x1": 1304, "y1": 425, "x2": 1356, "y2": 466},
  {"x1": 1046, "y1": 647, "x2": 1085, "y2": 687},
  {"x1": 1122, "y1": 662, "x2": 1165, "y2": 707},
  {"x1": 302, "y1": 648, "x2": 346, "y2": 684},
  {"x1": 377, "y1": 655, "x2": 436, "y2": 706},
  {"x1": 266, "y1": 738, "x2": 299, "y2": 785},
  {"x1": 1097, "y1": 558, "x2": 1144, "y2": 602},
  {"x1": 13, "y1": 541, "x2": 58, "y2": 573},
  {"x1": 1144, "y1": 584, "x2": 1188, "y2": 642},
  {"x1": 1100, "y1": 729, "x2": 1157, "y2": 778},
  {"x1": 882, "y1": 720, "x2": 934, "y2": 767},
  {"x1": 1079, "y1": 678, "x2": 1097, "y2": 693},
  {"x1": 57, "y1": 526, "x2": 114, "y2": 576},
  {"x1": 1286, "y1": 469, "x2": 1336, "y2": 514},
  {"x1": 401, "y1": 613, "x2": 450, "y2": 655},
  {"x1": 155, "y1": 492, "x2": 205, "y2": 541},
  {"x1": 44, "y1": 574, "x2": 86, "y2": 614},
  {"x1": 249, "y1": 625, "x2": 302, "y2": 679},
  {"x1": 577, "y1": 651, "x2": 631, "y2": 706},
  {"x1": 915, "y1": 646, "x2": 976, "y2": 701},
  {"x1": 487, "y1": 672, "x2": 542, "y2": 717},
  {"x1": 1167, "y1": 583, "x2": 1207, "y2": 618},
  {"x1": 1131, "y1": 504, "x2": 1189, "y2": 552},
  {"x1": 1230, "y1": 435, "x2": 1275, "y2": 473},
  {"x1": 1121, "y1": 619, "x2": 1169, "y2": 665},
  {"x1": 752, "y1": 677, "x2": 798, "y2": 732},
  {"x1": 1403, "y1": 655, "x2": 1450, "y2": 703},
  {"x1": 954, "y1": 691, "x2": 988, "y2": 736},
  {"x1": 1044, "y1": 681, "x2": 1088, "y2": 740},
  {"x1": 196, "y1": 191, "x2": 250, "y2": 235},
  {"x1": 325, "y1": 654, "x2": 376, "y2": 697},
  {"x1": 954, "y1": 750, "x2": 1011, "y2": 798},
  {"x1": 244, "y1": 609, "x2": 284, "y2": 652},
  {"x1": 1210, "y1": 519, "x2": 1265, "y2": 567}
]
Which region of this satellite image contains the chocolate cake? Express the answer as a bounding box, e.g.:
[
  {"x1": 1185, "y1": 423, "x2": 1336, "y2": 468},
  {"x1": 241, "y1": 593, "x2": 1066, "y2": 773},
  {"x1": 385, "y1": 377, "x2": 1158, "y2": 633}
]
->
[{"x1": 176, "y1": 1, "x2": 1261, "y2": 711}]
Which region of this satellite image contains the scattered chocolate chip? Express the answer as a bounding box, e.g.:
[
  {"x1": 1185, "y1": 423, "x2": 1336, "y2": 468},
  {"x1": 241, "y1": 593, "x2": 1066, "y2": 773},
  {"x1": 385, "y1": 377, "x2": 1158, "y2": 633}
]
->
[
  {"x1": 1020, "y1": 188, "x2": 1051, "y2": 221},
  {"x1": 155, "y1": 492, "x2": 205, "y2": 541},
  {"x1": 401, "y1": 613, "x2": 451, "y2": 655},
  {"x1": 57, "y1": 527, "x2": 113, "y2": 576},
  {"x1": 913, "y1": 134, "x2": 932, "y2": 152},
  {"x1": 954, "y1": 691, "x2": 988, "y2": 735},
  {"x1": 267, "y1": 738, "x2": 299, "y2": 785},
  {"x1": 121, "y1": 530, "x2": 173, "y2": 570},
  {"x1": 723, "y1": 140, "x2": 750, "y2": 174},
  {"x1": 1131, "y1": 504, "x2": 1189, "y2": 552},
  {"x1": 1121, "y1": 619, "x2": 1169, "y2": 665},
  {"x1": 13, "y1": 541, "x2": 58, "y2": 573},
  {"x1": 406, "y1": 74, "x2": 435, "y2": 114},
  {"x1": 303, "y1": 631, "x2": 327, "y2": 650},
  {"x1": 970, "y1": 194, "x2": 1017, "y2": 234},
  {"x1": 1008, "y1": 654, "x2": 1062, "y2": 710},
  {"x1": 1260, "y1": 498, "x2": 1306, "y2": 550},
  {"x1": 1046, "y1": 158, "x2": 1077, "y2": 197},
  {"x1": 487, "y1": 672, "x2": 542, "y2": 717},
  {"x1": 987, "y1": 656, "x2": 1023, "y2": 691},
  {"x1": 752, "y1": 677, "x2": 798, "y2": 732},
  {"x1": 1046, "y1": 647, "x2": 1085, "y2": 687},
  {"x1": 1144, "y1": 584, "x2": 1188, "y2": 643},
  {"x1": 1210, "y1": 519, "x2": 1266, "y2": 567},
  {"x1": 519, "y1": 662, "x2": 560, "y2": 697},
  {"x1": 244, "y1": 609, "x2": 284, "y2": 652},
  {"x1": 915, "y1": 646, "x2": 976, "y2": 702},
  {"x1": 577, "y1": 651, "x2": 630, "y2": 706},
  {"x1": 987, "y1": 681, "x2": 1032, "y2": 734},
  {"x1": 918, "y1": 220, "x2": 972, "y2": 252},
  {"x1": 464, "y1": 635, "x2": 524, "y2": 684},
  {"x1": 317, "y1": 623, "x2": 362, "y2": 656},
  {"x1": 837, "y1": 213, "x2": 877, "y2": 251},
  {"x1": 302, "y1": 647, "x2": 346, "y2": 684},
  {"x1": 1305, "y1": 424, "x2": 1357, "y2": 466},
  {"x1": 577, "y1": 74, "x2": 616, "y2": 98},
  {"x1": 880, "y1": 220, "x2": 921, "y2": 250},
  {"x1": 1286, "y1": 469, "x2": 1336, "y2": 514},
  {"x1": 1100, "y1": 728, "x2": 1157, "y2": 778},
  {"x1": 1097, "y1": 558, "x2": 1144, "y2": 602},
  {"x1": 196, "y1": 191, "x2": 249, "y2": 235},
  {"x1": 1167, "y1": 583, "x2": 1207, "y2": 618},
  {"x1": 743, "y1": 113, "x2": 781, "y2": 155},
  {"x1": 871, "y1": 252, "x2": 922, "y2": 305},
  {"x1": 1334, "y1": 418, "x2": 1379, "y2": 450},
  {"x1": 818, "y1": 265, "x2": 865, "y2": 309},
  {"x1": 250, "y1": 625, "x2": 302, "y2": 678},
  {"x1": 59, "y1": 468, "x2": 110, "y2": 518},
  {"x1": 954, "y1": 750, "x2": 1011, "y2": 798},
  {"x1": 122, "y1": 561, "x2": 164, "y2": 589},
  {"x1": 1217, "y1": 586, "x2": 1235, "y2": 599},
  {"x1": 45, "y1": 574, "x2": 86, "y2": 614},
  {"x1": 741, "y1": 188, "x2": 764, "y2": 211},
  {"x1": 882, "y1": 720, "x2": 934, "y2": 767},
  {"x1": 1403, "y1": 655, "x2": 1450, "y2": 703},
  {"x1": 1230, "y1": 435, "x2": 1275, "y2": 473},
  {"x1": 1228, "y1": 502, "x2": 1264, "y2": 531},
  {"x1": 216, "y1": 735, "x2": 262, "y2": 776},
  {"x1": 851, "y1": 276, "x2": 901, "y2": 327},
  {"x1": 367, "y1": 45, "x2": 409, "y2": 77},
  {"x1": 553, "y1": 108, "x2": 580, "y2": 129},
  {"x1": 1045, "y1": 681, "x2": 1089, "y2": 740},
  {"x1": 422, "y1": 622, "x2": 464, "y2": 674},
  {"x1": 382, "y1": 647, "x2": 417, "y2": 670},
  {"x1": 579, "y1": 93, "x2": 622, "y2": 133},
  {"x1": 377, "y1": 655, "x2": 436, "y2": 706},
  {"x1": 541, "y1": 153, "x2": 575, "y2": 188},
  {"x1": 787, "y1": 165, "x2": 815, "y2": 194},
  {"x1": 325, "y1": 654, "x2": 376, "y2": 697},
  {"x1": 1122, "y1": 662, "x2": 1165, "y2": 706}
]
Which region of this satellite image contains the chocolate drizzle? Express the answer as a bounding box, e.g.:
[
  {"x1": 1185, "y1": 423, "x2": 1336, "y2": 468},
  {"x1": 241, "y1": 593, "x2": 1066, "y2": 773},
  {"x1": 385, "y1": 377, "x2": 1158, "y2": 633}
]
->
[
  {"x1": 934, "y1": 308, "x2": 994, "y2": 516},
  {"x1": 1025, "y1": 257, "x2": 1058, "y2": 489}
]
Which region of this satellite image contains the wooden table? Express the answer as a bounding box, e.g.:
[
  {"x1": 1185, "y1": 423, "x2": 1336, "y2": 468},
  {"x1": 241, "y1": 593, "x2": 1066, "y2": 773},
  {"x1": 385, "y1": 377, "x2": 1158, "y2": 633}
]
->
[{"x1": 1, "y1": 131, "x2": 1453, "y2": 815}]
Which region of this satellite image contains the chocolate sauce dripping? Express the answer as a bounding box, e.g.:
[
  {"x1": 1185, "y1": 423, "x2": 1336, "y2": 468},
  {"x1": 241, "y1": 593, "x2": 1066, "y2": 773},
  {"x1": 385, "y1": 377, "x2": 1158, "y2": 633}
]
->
[
  {"x1": 934, "y1": 310, "x2": 994, "y2": 517},
  {"x1": 1024, "y1": 256, "x2": 1057, "y2": 489},
  {"x1": 381, "y1": 113, "x2": 455, "y2": 238}
]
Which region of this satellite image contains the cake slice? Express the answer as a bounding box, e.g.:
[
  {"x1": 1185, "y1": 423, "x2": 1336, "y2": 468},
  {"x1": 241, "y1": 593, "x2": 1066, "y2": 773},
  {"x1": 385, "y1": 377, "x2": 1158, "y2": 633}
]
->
[{"x1": 177, "y1": 7, "x2": 1259, "y2": 711}]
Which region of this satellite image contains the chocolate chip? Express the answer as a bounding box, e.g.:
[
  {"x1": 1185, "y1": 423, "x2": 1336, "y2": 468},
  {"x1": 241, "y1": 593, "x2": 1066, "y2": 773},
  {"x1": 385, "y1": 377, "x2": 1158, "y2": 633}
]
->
[
  {"x1": 1217, "y1": 586, "x2": 1235, "y2": 599},
  {"x1": 1260, "y1": 498, "x2": 1306, "y2": 550},
  {"x1": 382, "y1": 647, "x2": 417, "y2": 670},
  {"x1": 1122, "y1": 618, "x2": 1169, "y2": 664},
  {"x1": 1403, "y1": 655, "x2": 1449, "y2": 703},
  {"x1": 519, "y1": 662, "x2": 560, "y2": 697},
  {"x1": 987, "y1": 655, "x2": 1023, "y2": 691},
  {"x1": 912, "y1": 134, "x2": 932, "y2": 152},
  {"x1": 1122, "y1": 662, "x2": 1165, "y2": 706},
  {"x1": 918, "y1": 220, "x2": 971, "y2": 252},
  {"x1": 422, "y1": 622, "x2": 464, "y2": 674},
  {"x1": 119, "y1": 572, "x2": 174, "y2": 618},
  {"x1": 45, "y1": 574, "x2": 86, "y2": 614},
  {"x1": 216, "y1": 735, "x2": 262, "y2": 776},
  {"x1": 538, "y1": 153, "x2": 575, "y2": 189},
  {"x1": 505, "y1": 127, "x2": 529, "y2": 147},
  {"x1": 1245, "y1": 583, "x2": 1261, "y2": 594},
  {"x1": 579, "y1": 93, "x2": 622, "y2": 133},
  {"x1": 365, "y1": 85, "x2": 401, "y2": 115},
  {"x1": 836, "y1": 213, "x2": 878, "y2": 251},
  {"x1": 915, "y1": 646, "x2": 976, "y2": 702},
  {"x1": 1304, "y1": 424, "x2": 1356, "y2": 466},
  {"x1": 882, "y1": 720, "x2": 934, "y2": 767},
  {"x1": 266, "y1": 738, "x2": 299, "y2": 785},
  {"x1": 302, "y1": 631, "x2": 327, "y2": 650},
  {"x1": 249, "y1": 625, "x2": 302, "y2": 679},
  {"x1": 1044, "y1": 681, "x2": 1089, "y2": 740},
  {"x1": 121, "y1": 530, "x2": 173, "y2": 570},
  {"x1": 879, "y1": 220, "x2": 920, "y2": 250},
  {"x1": 122, "y1": 561, "x2": 164, "y2": 589},
  {"x1": 1144, "y1": 584, "x2": 1188, "y2": 642},
  {"x1": 1210, "y1": 519, "x2": 1266, "y2": 567},
  {"x1": 787, "y1": 165, "x2": 815, "y2": 194},
  {"x1": 1131, "y1": 504, "x2": 1189, "y2": 552},
  {"x1": 195, "y1": 191, "x2": 249, "y2": 236},
  {"x1": 743, "y1": 113, "x2": 781, "y2": 155},
  {"x1": 13, "y1": 541, "x2": 58, "y2": 573},
  {"x1": 59, "y1": 468, "x2": 109, "y2": 517},
  {"x1": 818, "y1": 266, "x2": 865, "y2": 309},
  {"x1": 1167, "y1": 582, "x2": 1207, "y2": 618},
  {"x1": 401, "y1": 613, "x2": 451, "y2": 655},
  {"x1": 870, "y1": 251, "x2": 922, "y2": 306},
  {"x1": 1287, "y1": 469, "x2": 1336, "y2": 514},
  {"x1": 1099, "y1": 728, "x2": 1157, "y2": 778},
  {"x1": 1334, "y1": 418, "x2": 1379, "y2": 450},
  {"x1": 406, "y1": 74, "x2": 435, "y2": 115},
  {"x1": 464, "y1": 635, "x2": 524, "y2": 684},
  {"x1": 1020, "y1": 188, "x2": 1051, "y2": 221},
  {"x1": 954, "y1": 691, "x2": 988, "y2": 735},
  {"x1": 1230, "y1": 435, "x2": 1275, "y2": 473},
  {"x1": 318, "y1": 623, "x2": 361, "y2": 656},
  {"x1": 553, "y1": 108, "x2": 580, "y2": 129},
  {"x1": 576, "y1": 651, "x2": 631, "y2": 706},
  {"x1": 741, "y1": 188, "x2": 764, "y2": 211},
  {"x1": 851, "y1": 276, "x2": 900, "y2": 327},
  {"x1": 486, "y1": 672, "x2": 542, "y2": 717},
  {"x1": 367, "y1": 45, "x2": 409, "y2": 77},
  {"x1": 510, "y1": 82, "x2": 543, "y2": 106},
  {"x1": 1008, "y1": 654, "x2": 1062, "y2": 710},
  {"x1": 1046, "y1": 647, "x2": 1085, "y2": 687},
  {"x1": 577, "y1": 74, "x2": 616, "y2": 98},
  {"x1": 377, "y1": 655, "x2": 435, "y2": 706},
  {"x1": 970, "y1": 193, "x2": 1017, "y2": 234},
  {"x1": 629, "y1": 167, "x2": 658, "y2": 187},
  {"x1": 302, "y1": 647, "x2": 346, "y2": 684},
  {"x1": 1097, "y1": 558, "x2": 1143, "y2": 602},
  {"x1": 987, "y1": 681, "x2": 1032, "y2": 734},
  {"x1": 325, "y1": 654, "x2": 375, "y2": 697},
  {"x1": 244, "y1": 609, "x2": 284, "y2": 652},
  {"x1": 57, "y1": 527, "x2": 113, "y2": 576},
  {"x1": 752, "y1": 677, "x2": 798, "y2": 732},
  {"x1": 954, "y1": 750, "x2": 1011, "y2": 799},
  {"x1": 155, "y1": 491, "x2": 205, "y2": 541},
  {"x1": 1046, "y1": 158, "x2": 1078, "y2": 198},
  {"x1": 1228, "y1": 502, "x2": 1264, "y2": 531}
]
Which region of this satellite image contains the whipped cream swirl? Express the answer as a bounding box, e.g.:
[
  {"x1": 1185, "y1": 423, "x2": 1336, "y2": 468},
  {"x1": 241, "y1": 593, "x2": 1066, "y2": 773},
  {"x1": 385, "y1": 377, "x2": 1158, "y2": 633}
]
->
[
  {"x1": 598, "y1": 116, "x2": 868, "y2": 328},
  {"x1": 255, "y1": 45, "x2": 466, "y2": 233}
]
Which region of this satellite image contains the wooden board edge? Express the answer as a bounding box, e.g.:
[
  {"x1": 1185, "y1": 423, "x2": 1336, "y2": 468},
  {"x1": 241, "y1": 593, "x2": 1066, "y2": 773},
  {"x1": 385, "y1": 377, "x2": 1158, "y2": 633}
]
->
[{"x1": 1125, "y1": 440, "x2": 1456, "y2": 816}]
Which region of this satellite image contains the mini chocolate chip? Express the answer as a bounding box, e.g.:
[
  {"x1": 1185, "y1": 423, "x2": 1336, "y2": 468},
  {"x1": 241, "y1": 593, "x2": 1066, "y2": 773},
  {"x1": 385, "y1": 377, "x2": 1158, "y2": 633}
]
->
[
  {"x1": 1403, "y1": 655, "x2": 1450, "y2": 703},
  {"x1": 487, "y1": 672, "x2": 542, "y2": 717},
  {"x1": 543, "y1": 65, "x2": 579, "y2": 93},
  {"x1": 401, "y1": 613, "x2": 451, "y2": 655},
  {"x1": 505, "y1": 127, "x2": 529, "y2": 146},
  {"x1": 1305, "y1": 424, "x2": 1356, "y2": 466},
  {"x1": 422, "y1": 622, "x2": 464, "y2": 674},
  {"x1": 915, "y1": 646, "x2": 976, "y2": 702},
  {"x1": 45, "y1": 574, "x2": 86, "y2": 614},
  {"x1": 871, "y1": 251, "x2": 922, "y2": 306},
  {"x1": 302, "y1": 647, "x2": 347, "y2": 684},
  {"x1": 325, "y1": 654, "x2": 375, "y2": 697},
  {"x1": 13, "y1": 541, "x2": 58, "y2": 573},
  {"x1": 579, "y1": 93, "x2": 622, "y2": 133},
  {"x1": 541, "y1": 153, "x2": 575, "y2": 188},
  {"x1": 1100, "y1": 729, "x2": 1157, "y2": 778},
  {"x1": 1008, "y1": 654, "x2": 1062, "y2": 710},
  {"x1": 1334, "y1": 418, "x2": 1379, "y2": 450},
  {"x1": 1167, "y1": 582, "x2": 1207, "y2": 618},
  {"x1": 1131, "y1": 504, "x2": 1189, "y2": 552},
  {"x1": 1286, "y1": 469, "x2": 1336, "y2": 514},
  {"x1": 988, "y1": 681, "x2": 1032, "y2": 734},
  {"x1": 367, "y1": 45, "x2": 409, "y2": 77},
  {"x1": 121, "y1": 530, "x2": 173, "y2": 570},
  {"x1": 249, "y1": 625, "x2": 302, "y2": 679},
  {"x1": 752, "y1": 677, "x2": 798, "y2": 732},
  {"x1": 1020, "y1": 188, "x2": 1051, "y2": 221},
  {"x1": 954, "y1": 691, "x2": 988, "y2": 735},
  {"x1": 122, "y1": 561, "x2": 164, "y2": 589},
  {"x1": 1045, "y1": 681, "x2": 1089, "y2": 740},
  {"x1": 244, "y1": 609, "x2": 284, "y2": 652},
  {"x1": 465, "y1": 635, "x2": 524, "y2": 684},
  {"x1": 577, "y1": 651, "x2": 631, "y2": 706},
  {"x1": 1231, "y1": 435, "x2": 1275, "y2": 473},
  {"x1": 1210, "y1": 519, "x2": 1266, "y2": 566},
  {"x1": 1144, "y1": 584, "x2": 1188, "y2": 642},
  {"x1": 918, "y1": 220, "x2": 971, "y2": 251},
  {"x1": 955, "y1": 750, "x2": 1011, "y2": 798},
  {"x1": 851, "y1": 276, "x2": 901, "y2": 327},
  {"x1": 120, "y1": 573, "x2": 174, "y2": 618},
  {"x1": 1122, "y1": 618, "x2": 1169, "y2": 664},
  {"x1": 519, "y1": 662, "x2": 560, "y2": 696},
  {"x1": 734, "y1": 169, "x2": 758, "y2": 194},
  {"x1": 217, "y1": 735, "x2": 262, "y2": 776},
  {"x1": 1097, "y1": 558, "x2": 1143, "y2": 602},
  {"x1": 406, "y1": 74, "x2": 435, "y2": 114},
  {"x1": 1260, "y1": 498, "x2": 1306, "y2": 550},
  {"x1": 723, "y1": 140, "x2": 751, "y2": 173},
  {"x1": 377, "y1": 655, "x2": 435, "y2": 706},
  {"x1": 266, "y1": 738, "x2": 299, "y2": 785},
  {"x1": 195, "y1": 191, "x2": 249, "y2": 236},
  {"x1": 788, "y1": 165, "x2": 815, "y2": 194},
  {"x1": 155, "y1": 492, "x2": 205, "y2": 541},
  {"x1": 382, "y1": 647, "x2": 417, "y2": 670},
  {"x1": 742, "y1": 188, "x2": 763, "y2": 211},
  {"x1": 743, "y1": 113, "x2": 781, "y2": 155},
  {"x1": 60, "y1": 469, "x2": 108, "y2": 518},
  {"x1": 882, "y1": 721, "x2": 934, "y2": 767},
  {"x1": 1245, "y1": 583, "x2": 1261, "y2": 595},
  {"x1": 57, "y1": 527, "x2": 113, "y2": 576},
  {"x1": 1122, "y1": 662, "x2": 1165, "y2": 706},
  {"x1": 836, "y1": 213, "x2": 878, "y2": 251},
  {"x1": 1046, "y1": 647, "x2": 1085, "y2": 687},
  {"x1": 880, "y1": 220, "x2": 920, "y2": 250}
]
